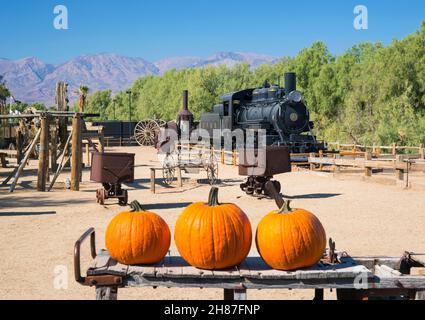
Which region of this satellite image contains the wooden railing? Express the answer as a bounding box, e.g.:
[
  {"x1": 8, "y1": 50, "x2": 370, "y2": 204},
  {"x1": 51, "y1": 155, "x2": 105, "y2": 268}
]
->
[{"x1": 327, "y1": 142, "x2": 425, "y2": 157}]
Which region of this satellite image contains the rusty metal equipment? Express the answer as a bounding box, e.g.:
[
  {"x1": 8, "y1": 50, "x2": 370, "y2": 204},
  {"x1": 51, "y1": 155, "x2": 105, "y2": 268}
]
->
[
  {"x1": 90, "y1": 152, "x2": 135, "y2": 206},
  {"x1": 239, "y1": 145, "x2": 291, "y2": 196}
]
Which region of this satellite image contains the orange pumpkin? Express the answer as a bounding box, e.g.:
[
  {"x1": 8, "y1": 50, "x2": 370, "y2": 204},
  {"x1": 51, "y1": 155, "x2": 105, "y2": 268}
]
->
[
  {"x1": 256, "y1": 200, "x2": 326, "y2": 271},
  {"x1": 105, "y1": 201, "x2": 171, "y2": 265},
  {"x1": 174, "y1": 187, "x2": 252, "y2": 270}
]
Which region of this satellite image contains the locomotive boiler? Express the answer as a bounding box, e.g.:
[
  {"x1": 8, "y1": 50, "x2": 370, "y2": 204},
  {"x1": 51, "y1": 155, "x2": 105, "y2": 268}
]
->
[{"x1": 199, "y1": 72, "x2": 325, "y2": 153}]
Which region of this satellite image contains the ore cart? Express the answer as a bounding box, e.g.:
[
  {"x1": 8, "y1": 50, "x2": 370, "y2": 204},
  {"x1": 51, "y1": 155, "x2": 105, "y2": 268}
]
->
[{"x1": 90, "y1": 152, "x2": 135, "y2": 206}]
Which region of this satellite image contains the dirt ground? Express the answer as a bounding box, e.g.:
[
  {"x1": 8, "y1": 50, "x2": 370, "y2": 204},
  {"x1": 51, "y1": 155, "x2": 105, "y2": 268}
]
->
[{"x1": 1, "y1": 146, "x2": 425, "y2": 300}]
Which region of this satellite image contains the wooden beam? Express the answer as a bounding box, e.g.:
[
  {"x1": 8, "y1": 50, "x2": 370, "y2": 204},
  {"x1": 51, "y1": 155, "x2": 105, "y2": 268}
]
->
[
  {"x1": 37, "y1": 116, "x2": 50, "y2": 191},
  {"x1": 364, "y1": 152, "x2": 372, "y2": 177},
  {"x1": 71, "y1": 114, "x2": 82, "y2": 191},
  {"x1": 8, "y1": 128, "x2": 42, "y2": 193},
  {"x1": 48, "y1": 130, "x2": 73, "y2": 192},
  {"x1": 150, "y1": 168, "x2": 156, "y2": 194}
]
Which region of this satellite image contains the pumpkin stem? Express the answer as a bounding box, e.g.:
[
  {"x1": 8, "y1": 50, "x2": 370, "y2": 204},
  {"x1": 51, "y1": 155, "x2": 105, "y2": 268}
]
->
[
  {"x1": 208, "y1": 187, "x2": 220, "y2": 206},
  {"x1": 130, "y1": 200, "x2": 145, "y2": 212},
  {"x1": 278, "y1": 200, "x2": 293, "y2": 214}
]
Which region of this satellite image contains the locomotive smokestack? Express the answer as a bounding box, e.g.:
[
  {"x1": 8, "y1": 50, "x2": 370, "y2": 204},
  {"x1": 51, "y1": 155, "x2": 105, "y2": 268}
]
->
[
  {"x1": 178, "y1": 90, "x2": 193, "y2": 139},
  {"x1": 182, "y1": 90, "x2": 189, "y2": 111},
  {"x1": 284, "y1": 72, "x2": 296, "y2": 93}
]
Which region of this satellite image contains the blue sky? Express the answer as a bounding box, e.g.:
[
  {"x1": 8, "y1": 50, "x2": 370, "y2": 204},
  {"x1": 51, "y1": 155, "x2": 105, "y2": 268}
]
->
[{"x1": 0, "y1": 0, "x2": 424, "y2": 64}]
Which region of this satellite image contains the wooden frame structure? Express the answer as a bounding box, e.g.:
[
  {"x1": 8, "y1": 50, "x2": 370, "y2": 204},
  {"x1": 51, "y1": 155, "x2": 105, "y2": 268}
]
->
[
  {"x1": 75, "y1": 228, "x2": 425, "y2": 301},
  {"x1": 0, "y1": 112, "x2": 103, "y2": 193}
]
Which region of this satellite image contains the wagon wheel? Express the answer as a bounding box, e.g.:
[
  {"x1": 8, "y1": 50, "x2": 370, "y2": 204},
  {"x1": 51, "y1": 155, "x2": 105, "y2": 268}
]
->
[
  {"x1": 204, "y1": 153, "x2": 219, "y2": 185},
  {"x1": 162, "y1": 165, "x2": 175, "y2": 186},
  {"x1": 162, "y1": 154, "x2": 176, "y2": 186},
  {"x1": 134, "y1": 120, "x2": 165, "y2": 146}
]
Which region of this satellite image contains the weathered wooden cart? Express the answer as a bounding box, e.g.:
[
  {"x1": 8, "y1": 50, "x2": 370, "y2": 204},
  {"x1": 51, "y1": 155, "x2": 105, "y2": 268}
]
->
[
  {"x1": 161, "y1": 145, "x2": 218, "y2": 186},
  {"x1": 75, "y1": 228, "x2": 425, "y2": 300}
]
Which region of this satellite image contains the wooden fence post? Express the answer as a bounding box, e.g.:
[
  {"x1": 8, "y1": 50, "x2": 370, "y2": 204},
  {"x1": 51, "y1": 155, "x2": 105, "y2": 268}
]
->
[
  {"x1": 37, "y1": 115, "x2": 50, "y2": 191},
  {"x1": 319, "y1": 150, "x2": 324, "y2": 171},
  {"x1": 364, "y1": 152, "x2": 372, "y2": 177},
  {"x1": 232, "y1": 149, "x2": 237, "y2": 166},
  {"x1": 309, "y1": 153, "x2": 315, "y2": 171},
  {"x1": 395, "y1": 155, "x2": 404, "y2": 182},
  {"x1": 419, "y1": 144, "x2": 425, "y2": 159},
  {"x1": 392, "y1": 143, "x2": 397, "y2": 156},
  {"x1": 71, "y1": 114, "x2": 82, "y2": 191}
]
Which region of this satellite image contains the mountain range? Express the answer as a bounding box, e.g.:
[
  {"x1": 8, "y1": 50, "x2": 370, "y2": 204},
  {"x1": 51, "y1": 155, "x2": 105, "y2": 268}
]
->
[{"x1": 0, "y1": 52, "x2": 277, "y2": 106}]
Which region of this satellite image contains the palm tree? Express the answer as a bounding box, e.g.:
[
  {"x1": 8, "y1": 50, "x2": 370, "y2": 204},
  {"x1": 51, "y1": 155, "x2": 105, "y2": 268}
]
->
[
  {"x1": 0, "y1": 75, "x2": 11, "y2": 115},
  {"x1": 78, "y1": 85, "x2": 89, "y2": 112}
]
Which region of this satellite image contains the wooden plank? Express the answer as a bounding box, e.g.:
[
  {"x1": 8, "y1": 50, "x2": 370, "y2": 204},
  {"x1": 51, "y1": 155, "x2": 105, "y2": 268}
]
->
[
  {"x1": 411, "y1": 255, "x2": 425, "y2": 266},
  {"x1": 161, "y1": 255, "x2": 186, "y2": 278},
  {"x1": 410, "y1": 268, "x2": 425, "y2": 276},
  {"x1": 374, "y1": 265, "x2": 402, "y2": 278},
  {"x1": 212, "y1": 266, "x2": 240, "y2": 279}
]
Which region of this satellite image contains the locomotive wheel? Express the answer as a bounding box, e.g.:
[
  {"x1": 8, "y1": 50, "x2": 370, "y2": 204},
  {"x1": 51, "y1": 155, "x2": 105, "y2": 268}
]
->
[
  {"x1": 246, "y1": 187, "x2": 254, "y2": 195},
  {"x1": 134, "y1": 120, "x2": 165, "y2": 146}
]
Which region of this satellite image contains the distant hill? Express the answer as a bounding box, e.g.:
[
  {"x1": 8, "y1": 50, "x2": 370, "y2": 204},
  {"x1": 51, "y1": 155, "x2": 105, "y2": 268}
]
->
[{"x1": 0, "y1": 52, "x2": 276, "y2": 106}]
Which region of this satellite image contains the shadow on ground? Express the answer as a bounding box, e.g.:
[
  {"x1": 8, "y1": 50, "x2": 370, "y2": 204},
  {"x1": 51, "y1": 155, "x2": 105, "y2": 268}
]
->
[
  {"x1": 0, "y1": 211, "x2": 57, "y2": 217},
  {"x1": 284, "y1": 193, "x2": 342, "y2": 200}
]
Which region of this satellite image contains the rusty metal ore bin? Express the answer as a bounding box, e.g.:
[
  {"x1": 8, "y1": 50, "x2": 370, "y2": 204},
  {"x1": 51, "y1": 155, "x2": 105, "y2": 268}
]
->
[
  {"x1": 90, "y1": 152, "x2": 135, "y2": 206},
  {"x1": 239, "y1": 146, "x2": 291, "y2": 197}
]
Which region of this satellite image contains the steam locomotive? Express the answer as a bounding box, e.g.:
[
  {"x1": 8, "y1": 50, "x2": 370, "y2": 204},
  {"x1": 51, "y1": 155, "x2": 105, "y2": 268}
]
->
[{"x1": 196, "y1": 72, "x2": 325, "y2": 153}]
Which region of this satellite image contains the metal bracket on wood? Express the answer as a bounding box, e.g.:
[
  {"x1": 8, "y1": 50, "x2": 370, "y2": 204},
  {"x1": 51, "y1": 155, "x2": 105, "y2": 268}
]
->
[{"x1": 74, "y1": 228, "x2": 123, "y2": 287}]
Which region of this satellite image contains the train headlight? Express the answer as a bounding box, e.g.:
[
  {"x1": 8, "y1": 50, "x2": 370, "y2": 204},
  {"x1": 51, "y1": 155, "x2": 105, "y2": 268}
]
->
[{"x1": 288, "y1": 90, "x2": 302, "y2": 103}]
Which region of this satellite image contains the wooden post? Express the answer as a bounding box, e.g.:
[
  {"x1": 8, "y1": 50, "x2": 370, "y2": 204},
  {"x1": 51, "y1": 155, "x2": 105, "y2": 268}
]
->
[
  {"x1": 223, "y1": 289, "x2": 247, "y2": 301},
  {"x1": 150, "y1": 168, "x2": 156, "y2": 194},
  {"x1": 336, "y1": 141, "x2": 340, "y2": 152},
  {"x1": 419, "y1": 144, "x2": 425, "y2": 159},
  {"x1": 309, "y1": 153, "x2": 315, "y2": 171},
  {"x1": 364, "y1": 152, "x2": 372, "y2": 177},
  {"x1": 98, "y1": 126, "x2": 105, "y2": 153},
  {"x1": 392, "y1": 143, "x2": 397, "y2": 156},
  {"x1": 395, "y1": 155, "x2": 404, "y2": 182},
  {"x1": 16, "y1": 127, "x2": 23, "y2": 163},
  {"x1": 332, "y1": 154, "x2": 339, "y2": 173},
  {"x1": 415, "y1": 290, "x2": 425, "y2": 300},
  {"x1": 71, "y1": 114, "x2": 82, "y2": 191},
  {"x1": 221, "y1": 148, "x2": 225, "y2": 164},
  {"x1": 50, "y1": 126, "x2": 58, "y2": 172},
  {"x1": 86, "y1": 143, "x2": 90, "y2": 166},
  {"x1": 37, "y1": 115, "x2": 50, "y2": 191},
  {"x1": 319, "y1": 150, "x2": 324, "y2": 171},
  {"x1": 232, "y1": 149, "x2": 237, "y2": 166},
  {"x1": 176, "y1": 167, "x2": 182, "y2": 188}
]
